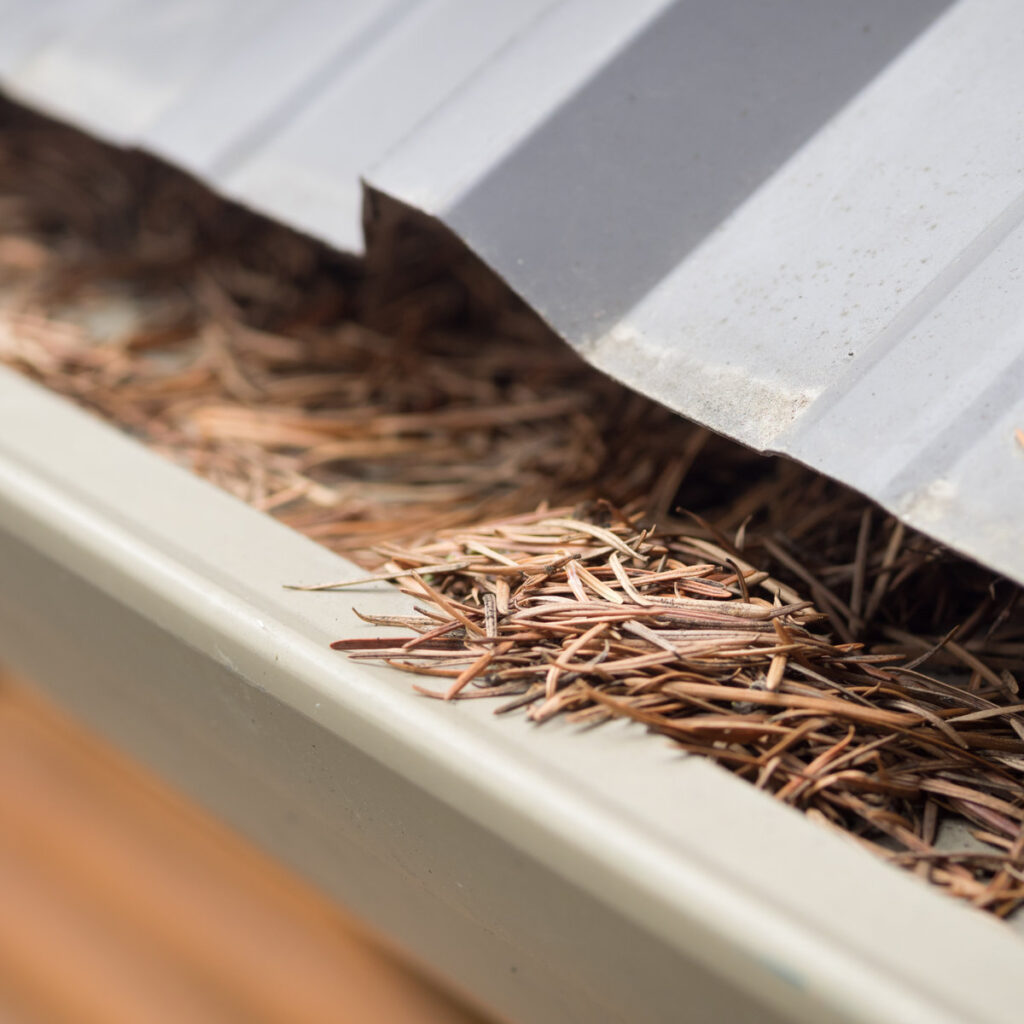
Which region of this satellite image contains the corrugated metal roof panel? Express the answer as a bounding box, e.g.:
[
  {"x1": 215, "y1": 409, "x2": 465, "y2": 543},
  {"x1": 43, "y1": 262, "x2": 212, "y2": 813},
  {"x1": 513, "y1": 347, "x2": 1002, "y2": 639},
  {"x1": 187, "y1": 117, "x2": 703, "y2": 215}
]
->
[
  {"x1": 139, "y1": 0, "x2": 417, "y2": 177},
  {"x1": 2, "y1": 0, "x2": 1021, "y2": 587},
  {"x1": 0, "y1": 0, "x2": 115, "y2": 76},
  {"x1": 218, "y1": 0, "x2": 567, "y2": 253},
  {"x1": 7, "y1": 0, "x2": 277, "y2": 142}
]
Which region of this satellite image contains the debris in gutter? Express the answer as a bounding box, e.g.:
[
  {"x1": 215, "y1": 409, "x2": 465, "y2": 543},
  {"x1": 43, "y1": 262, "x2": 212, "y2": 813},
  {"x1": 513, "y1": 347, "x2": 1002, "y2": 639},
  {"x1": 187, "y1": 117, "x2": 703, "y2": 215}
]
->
[
  {"x1": 335, "y1": 508, "x2": 1024, "y2": 916},
  {"x1": 3, "y1": 100, "x2": 1024, "y2": 917}
]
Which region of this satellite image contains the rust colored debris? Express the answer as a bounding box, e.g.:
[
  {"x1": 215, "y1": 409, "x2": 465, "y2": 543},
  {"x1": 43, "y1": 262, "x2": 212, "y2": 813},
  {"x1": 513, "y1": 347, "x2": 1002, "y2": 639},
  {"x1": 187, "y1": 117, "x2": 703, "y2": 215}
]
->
[
  {"x1": 2, "y1": 100, "x2": 1024, "y2": 915},
  {"x1": 335, "y1": 508, "x2": 1024, "y2": 916}
]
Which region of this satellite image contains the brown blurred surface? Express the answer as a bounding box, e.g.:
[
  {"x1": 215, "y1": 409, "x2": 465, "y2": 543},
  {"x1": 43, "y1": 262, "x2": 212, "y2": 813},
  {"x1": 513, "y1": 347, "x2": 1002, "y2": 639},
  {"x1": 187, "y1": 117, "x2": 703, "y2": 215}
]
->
[{"x1": 0, "y1": 670, "x2": 492, "y2": 1024}]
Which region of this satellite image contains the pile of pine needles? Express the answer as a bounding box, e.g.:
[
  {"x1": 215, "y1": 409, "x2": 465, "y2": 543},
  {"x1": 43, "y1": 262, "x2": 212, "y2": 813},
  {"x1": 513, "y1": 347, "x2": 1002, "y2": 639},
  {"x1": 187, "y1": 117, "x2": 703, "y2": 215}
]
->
[
  {"x1": 329, "y1": 508, "x2": 1024, "y2": 916},
  {"x1": 3, "y1": 99, "x2": 1024, "y2": 915}
]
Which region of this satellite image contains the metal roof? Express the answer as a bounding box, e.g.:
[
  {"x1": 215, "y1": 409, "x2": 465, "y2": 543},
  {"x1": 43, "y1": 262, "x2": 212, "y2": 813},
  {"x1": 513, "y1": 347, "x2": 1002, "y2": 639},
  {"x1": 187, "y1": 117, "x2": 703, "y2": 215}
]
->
[{"x1": 2, "y1": 0, "x2": 1022, "y2": 585}]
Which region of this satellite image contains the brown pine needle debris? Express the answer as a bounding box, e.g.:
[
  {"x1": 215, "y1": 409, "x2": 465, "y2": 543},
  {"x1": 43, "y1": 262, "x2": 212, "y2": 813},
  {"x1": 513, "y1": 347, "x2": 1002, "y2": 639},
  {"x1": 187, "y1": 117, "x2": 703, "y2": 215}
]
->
[
  {"x1": 3, "y1": 99, "x2": 1024, "y2": 917},
  {"x1": 335, "y1": 508, "x2": 1024, "y2": 916}
]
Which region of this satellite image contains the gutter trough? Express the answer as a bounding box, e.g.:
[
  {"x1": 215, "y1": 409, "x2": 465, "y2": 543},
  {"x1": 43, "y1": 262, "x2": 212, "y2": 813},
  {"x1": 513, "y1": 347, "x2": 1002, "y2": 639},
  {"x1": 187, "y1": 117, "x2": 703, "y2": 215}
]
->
[{"x1": 3, "y1": 366, "x2": 1024, "y2": 1023}]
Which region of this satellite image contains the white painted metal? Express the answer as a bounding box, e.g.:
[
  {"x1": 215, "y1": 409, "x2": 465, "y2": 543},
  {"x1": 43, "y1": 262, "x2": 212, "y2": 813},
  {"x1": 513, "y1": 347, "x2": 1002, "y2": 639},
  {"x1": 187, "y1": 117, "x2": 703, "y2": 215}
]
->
[{"x1": 3, "y1": 363, "x2": 1024, "y2": 1022}]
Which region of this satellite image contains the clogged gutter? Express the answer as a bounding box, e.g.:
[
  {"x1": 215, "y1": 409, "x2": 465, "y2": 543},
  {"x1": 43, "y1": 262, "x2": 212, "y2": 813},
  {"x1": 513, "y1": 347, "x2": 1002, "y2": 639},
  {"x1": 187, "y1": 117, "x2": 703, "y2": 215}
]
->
[{"x1": 3, "y1": 100, "x2": 1024, "y2": 916}]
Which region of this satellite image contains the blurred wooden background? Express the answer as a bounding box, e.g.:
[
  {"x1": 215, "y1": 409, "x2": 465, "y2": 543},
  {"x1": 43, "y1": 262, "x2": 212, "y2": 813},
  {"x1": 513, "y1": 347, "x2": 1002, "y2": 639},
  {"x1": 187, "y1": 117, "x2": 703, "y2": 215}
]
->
[{"x1": 0, "y1": 669, "x2": 491, "y2": 1024}]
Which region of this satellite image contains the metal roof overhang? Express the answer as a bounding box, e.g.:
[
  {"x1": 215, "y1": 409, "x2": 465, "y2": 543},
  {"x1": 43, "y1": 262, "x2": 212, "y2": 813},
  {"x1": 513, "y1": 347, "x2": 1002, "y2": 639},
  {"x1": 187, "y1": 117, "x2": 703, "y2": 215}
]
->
[{"x1": 4, "y1": 0, "x2": 1019, "y2": 585}]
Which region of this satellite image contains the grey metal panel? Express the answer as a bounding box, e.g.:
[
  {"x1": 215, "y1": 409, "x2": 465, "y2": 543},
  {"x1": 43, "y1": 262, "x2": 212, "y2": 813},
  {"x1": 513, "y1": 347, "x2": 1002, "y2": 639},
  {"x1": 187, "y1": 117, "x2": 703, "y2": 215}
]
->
[
  {"x1": 220, "y1": 0, "x2": 564, "y2": 253},
  {"x1": 366, "y1": 0, "x2": 674, "y2": 216},
  {"x1": 522, "y1": 0, "x2": 1024, "y2": 586},
  {"x1": 442, "y1": 0, "x2": 952, "y2": 343},
  {"x1": 6, "y1": 0, "x2": 281, "y2": 143},
  {"x1": 373, "y1": 0, "x2": 1024, "y2": 586},
  {"x1": 0, "y1": 0, "x2": 116, "y2": 75},
  {"x1": 0, "y1": 0, "x2": 1020, "y2": 586},
  {"x1": 140, "y1": 0, "x2": 419, "y2": 178}
]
